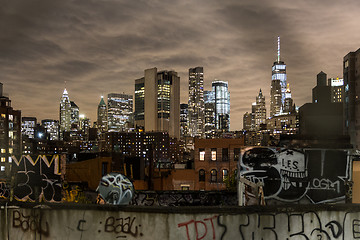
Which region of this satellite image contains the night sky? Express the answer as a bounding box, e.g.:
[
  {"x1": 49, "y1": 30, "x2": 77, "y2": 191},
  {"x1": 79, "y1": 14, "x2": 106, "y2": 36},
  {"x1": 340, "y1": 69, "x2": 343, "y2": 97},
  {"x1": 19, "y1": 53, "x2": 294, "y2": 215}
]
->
[{"x1": 1, "y1": 0, "x2": 360, "y2": 130}]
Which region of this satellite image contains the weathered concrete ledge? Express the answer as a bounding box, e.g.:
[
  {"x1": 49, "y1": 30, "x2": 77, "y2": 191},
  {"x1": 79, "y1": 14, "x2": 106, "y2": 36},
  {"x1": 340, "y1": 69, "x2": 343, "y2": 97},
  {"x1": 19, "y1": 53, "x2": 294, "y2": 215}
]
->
[
  {"x1": 3, "y1": 201, "x2": 360, "y2": 213},
  {"x1": 2, "y1": 202, "x2": 360, "y2": 239}
]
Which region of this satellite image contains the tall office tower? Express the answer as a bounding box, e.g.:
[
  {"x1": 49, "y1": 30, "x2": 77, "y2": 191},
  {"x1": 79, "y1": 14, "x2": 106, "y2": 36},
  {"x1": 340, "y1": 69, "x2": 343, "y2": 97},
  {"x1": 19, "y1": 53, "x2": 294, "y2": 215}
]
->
[
  {"x1": 135, "y1": 67, "x2": 180, "y2": 139},
  {"x1": 254, "y1": 89, "x2": 266, "y2": 129},
  {"x1": 270, "y1": 37, "x2": 287, "y2": 117},
  {"x1": 328, "y1": 78, "x2": 344, "y2": 103},
  {"x1": 344, "y1": 49, "x2": 360, "y2": 149},
  {"x1": 41, "y1": 119, "x2": 59, "y2": 140},
  {"x1": 283, "y1": 83, "x2": 294, "y2": 113},
  {"x1": 251, "y1": 102, "x2": 257, "y2": 129},
  {"x1": 188, "y1": 67, "x2": 205, "y2": 138},
  {"x1": 79, "y1": 115, "x2": 90, "y2": 140},
  {"x1": 0, "y1": 83, "x2": 21, "y2": 179},
  {"x1": 97, "y1": 96, "x2": 108, "y2": 134},
  {"x1": 59, "y1": 88, "x2": 71, "y2": 140},
  {"x1": 243, "y1": 112, "x2": 253, "y2": 131},
  {"x1": 180, "y1": 103, "x2": 188, "y2": 138},
  {"x1": 21, "y1": 117, "x2": 37, "y2": 138},
  {"x1": 204, "y1": 90, "x2": 216, "y2": 138},
  {"x1": 107, "y1": 93, "x2": 133, "y2": 132},
  {"x1": 70, "y1": 101, "x2": 80, "y2": 130},
  {"x1": 270, "y1": 80, "x2": 282, "y2": 117},
  {"x1": 212, "y1": 80, "x2": 230, "y2": 132}
]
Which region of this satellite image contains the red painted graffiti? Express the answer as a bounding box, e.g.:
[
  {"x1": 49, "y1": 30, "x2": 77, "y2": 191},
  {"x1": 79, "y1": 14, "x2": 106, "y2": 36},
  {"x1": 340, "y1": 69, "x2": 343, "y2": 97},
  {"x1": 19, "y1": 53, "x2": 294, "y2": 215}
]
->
[{"x1": 177, "y1": 215, "x2": 218, "y2": 240}]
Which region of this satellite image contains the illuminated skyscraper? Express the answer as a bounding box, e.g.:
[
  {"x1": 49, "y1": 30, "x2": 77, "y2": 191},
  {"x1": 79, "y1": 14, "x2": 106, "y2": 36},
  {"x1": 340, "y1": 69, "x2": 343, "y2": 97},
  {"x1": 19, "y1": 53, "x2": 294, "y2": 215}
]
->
[
  {"x1": 254, "y1": 89, "x2": 266, "y2": 129},
  {"x1": 79, "y1": 115, "x2": 91, "y2": 141},
  {"x1": 21, "y1": 117, "x2": 37, "y2": 139},
  {"x1": 270, "y1": 37, "x2": 287, "y2": 117},
  {"x1": 212, "y1": 80, "x2": 230, "y2": 132},
  {"x1": 135, "y1": 67, "x2": 180, "y2": 139},
  {"x1": 41, "y1": 119, "x2": 59, "y2": 141},
  {"x1": 328, "y1": 78, "x2": 344, "y2": 103},
  {"x1": 204, "y1": 90, "x2": 215, "y2": 138},
  {"x1": 97, "y1": 96, "x2": 108, "y2": 134},
  {"x1": 243, "y1": 112, "x2": 253, "y2": 131},
  {"x1": 59, "y1": 88, "x2": 71, "y2": 140},
  {"x1": 107, "y1": 93, "x2": 133, "y2": 132},
  {"x1": 70, "y1": 101, "x2": 79, "y2": 129},
  {"x1": 188, "y1": 67, "x2": 204, "y2": 138},
  {"x1": 283, "y1": 83, "x2": 294, "y2": 114},
  {"x1": 180, "y1": 103, "x2": 188, "y2": 138}
]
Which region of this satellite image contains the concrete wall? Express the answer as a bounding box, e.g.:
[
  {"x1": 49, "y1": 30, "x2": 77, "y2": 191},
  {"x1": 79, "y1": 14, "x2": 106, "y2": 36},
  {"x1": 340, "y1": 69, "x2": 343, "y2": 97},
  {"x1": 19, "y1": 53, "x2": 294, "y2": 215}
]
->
[
  {"x1": 2, "y1": 203, "x2": 360, "y2": 239},
  {"x1": 353, "y1": 161, "x2": 360, "y2": 203}
]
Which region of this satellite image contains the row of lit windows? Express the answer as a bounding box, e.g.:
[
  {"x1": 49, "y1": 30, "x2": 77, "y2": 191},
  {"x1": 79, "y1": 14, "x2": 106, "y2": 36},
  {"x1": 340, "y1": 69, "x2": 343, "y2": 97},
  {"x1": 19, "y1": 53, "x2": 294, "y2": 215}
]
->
[{"x1": 199, "y1": 148, "x2": 240, "y2": 161}]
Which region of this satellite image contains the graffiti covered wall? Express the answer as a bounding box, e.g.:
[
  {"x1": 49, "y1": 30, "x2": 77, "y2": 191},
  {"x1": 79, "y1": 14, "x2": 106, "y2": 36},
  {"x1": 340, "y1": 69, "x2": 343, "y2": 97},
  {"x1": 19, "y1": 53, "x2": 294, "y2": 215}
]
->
[
  {"x1": 130, "y1": 191, "x2": 237, "y2": 206},
  {"x1": 2, "y1": 204, "x2": 360, "y2": 239},
  {"x1": 9, "y1": 155, "x2": 65, "y2": 202},
  {"x1": 239, "y1": 147, "x2": 352, "y2": 204}
]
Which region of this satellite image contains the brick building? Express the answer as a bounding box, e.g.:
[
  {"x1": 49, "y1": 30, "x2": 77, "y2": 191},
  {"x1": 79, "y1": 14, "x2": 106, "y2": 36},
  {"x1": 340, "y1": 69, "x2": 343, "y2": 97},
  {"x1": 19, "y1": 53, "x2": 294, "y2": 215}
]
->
[{"x1": 194, "y1": 138, "x2": 244, "y2": 190}]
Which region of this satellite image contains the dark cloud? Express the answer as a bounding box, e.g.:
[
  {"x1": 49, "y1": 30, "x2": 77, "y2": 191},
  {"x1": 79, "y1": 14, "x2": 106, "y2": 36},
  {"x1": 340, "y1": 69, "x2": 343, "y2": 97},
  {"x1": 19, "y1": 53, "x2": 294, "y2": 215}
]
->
[
  {"x1": 1, "y1": 0, "x2": 360, "y2": 130},
  {"x1": 47, "y1": 60, "x2": 99, "y2": 78}
]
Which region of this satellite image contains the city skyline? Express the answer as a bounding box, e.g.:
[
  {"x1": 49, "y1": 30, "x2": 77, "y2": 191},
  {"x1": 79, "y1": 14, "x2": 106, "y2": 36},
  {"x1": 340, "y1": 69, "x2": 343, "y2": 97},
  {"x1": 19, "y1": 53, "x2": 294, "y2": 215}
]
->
[{"x1": 1, "y1": 1, "x2": 360, "y2": 130}]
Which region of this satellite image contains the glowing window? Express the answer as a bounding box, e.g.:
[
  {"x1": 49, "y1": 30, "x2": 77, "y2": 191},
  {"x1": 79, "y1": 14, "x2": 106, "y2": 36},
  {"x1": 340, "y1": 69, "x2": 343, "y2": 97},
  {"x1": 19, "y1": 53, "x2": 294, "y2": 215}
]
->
[
  {"x1": 1, "y1": 166, "x2": 5, "y2": 171},
  {"x1": 1, "y1": 149, "x2": 5, "y2": 154},
  {"x1": 1, "y1": 158, "x2": 5, "y2": 162},
  {"x1": 211, "y1": 148, "x2": 217, "y2": 161},
  {"x1": 180, "y1": 185, "x2": 190, "y2": 191},
  {"x1": 199, "y1": 148, "x2": 205, "y2": 161},
  {"x1": 222, "y1": 169, "x2": 229, "y2": 182}
]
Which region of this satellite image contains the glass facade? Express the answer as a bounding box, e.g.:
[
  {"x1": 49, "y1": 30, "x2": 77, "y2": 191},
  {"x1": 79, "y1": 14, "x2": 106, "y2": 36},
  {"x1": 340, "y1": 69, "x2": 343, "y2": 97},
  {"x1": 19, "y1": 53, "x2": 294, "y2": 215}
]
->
[
  {"x1": 157, "y1": 72, "x2": 171, "y2": 119},
  {"x1": 188, "y1": 67, "x2": 204, "y2": 138},
  {"x1": 270, "y1": 38, "x2": 289, "y2": 117},
  {"x1": 271, "y1": 61, "x2": 287, "y2": 116},
  {"x1": 134, "y1": 82, "x2": 145, "y2": 121},
  {"x1": 212, "y1": 80, "x2": 230, "y2": 132},
  {"x1": 135, "y1": 71, "x2": 177, "y2": 121},
  {"x1": 272, "y1": 62, "x2": 287, "y2": 105},
  {"x1": 107, "y1": 93, "x2": 133, "y2": 132},
  {"x1": 70, "y1": 101, "x2": 79, "y2": 129},
  {"x1": 21, "y1": 117, "x2": 37, "y2": 139},
  {"x1": 180, "y1": 103, "x2": 188, "y2": 138},
  {"x1": 41, "y1": 119, "x2": 59, "y2": 141},
  {"x1": 204, "y1": 90, "x2": 215, "y2": 138}
]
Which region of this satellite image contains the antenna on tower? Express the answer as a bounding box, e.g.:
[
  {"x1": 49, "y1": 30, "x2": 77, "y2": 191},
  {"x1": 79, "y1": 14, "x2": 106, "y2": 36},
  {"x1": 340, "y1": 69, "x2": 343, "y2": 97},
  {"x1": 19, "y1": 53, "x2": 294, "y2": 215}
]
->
[{"x1": 277, "y1": 36, "x2": 280, "y2": 62}]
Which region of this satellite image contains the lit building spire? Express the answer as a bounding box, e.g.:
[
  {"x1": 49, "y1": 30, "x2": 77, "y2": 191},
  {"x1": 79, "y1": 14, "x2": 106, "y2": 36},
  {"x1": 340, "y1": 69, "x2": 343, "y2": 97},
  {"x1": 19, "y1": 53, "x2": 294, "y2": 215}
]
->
[
  {"x1": 285, "y1": 83, "x2": 291, "y2": 99},
  {"x1": 271, "y1": 36, "x2": 287, "y2": 117},
  {"x1": 286, "y1": 83, "x2": 291, "y2": 92},
  {"x1": 277, "y1": 36, "x2": 280, "y2": 62}
]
